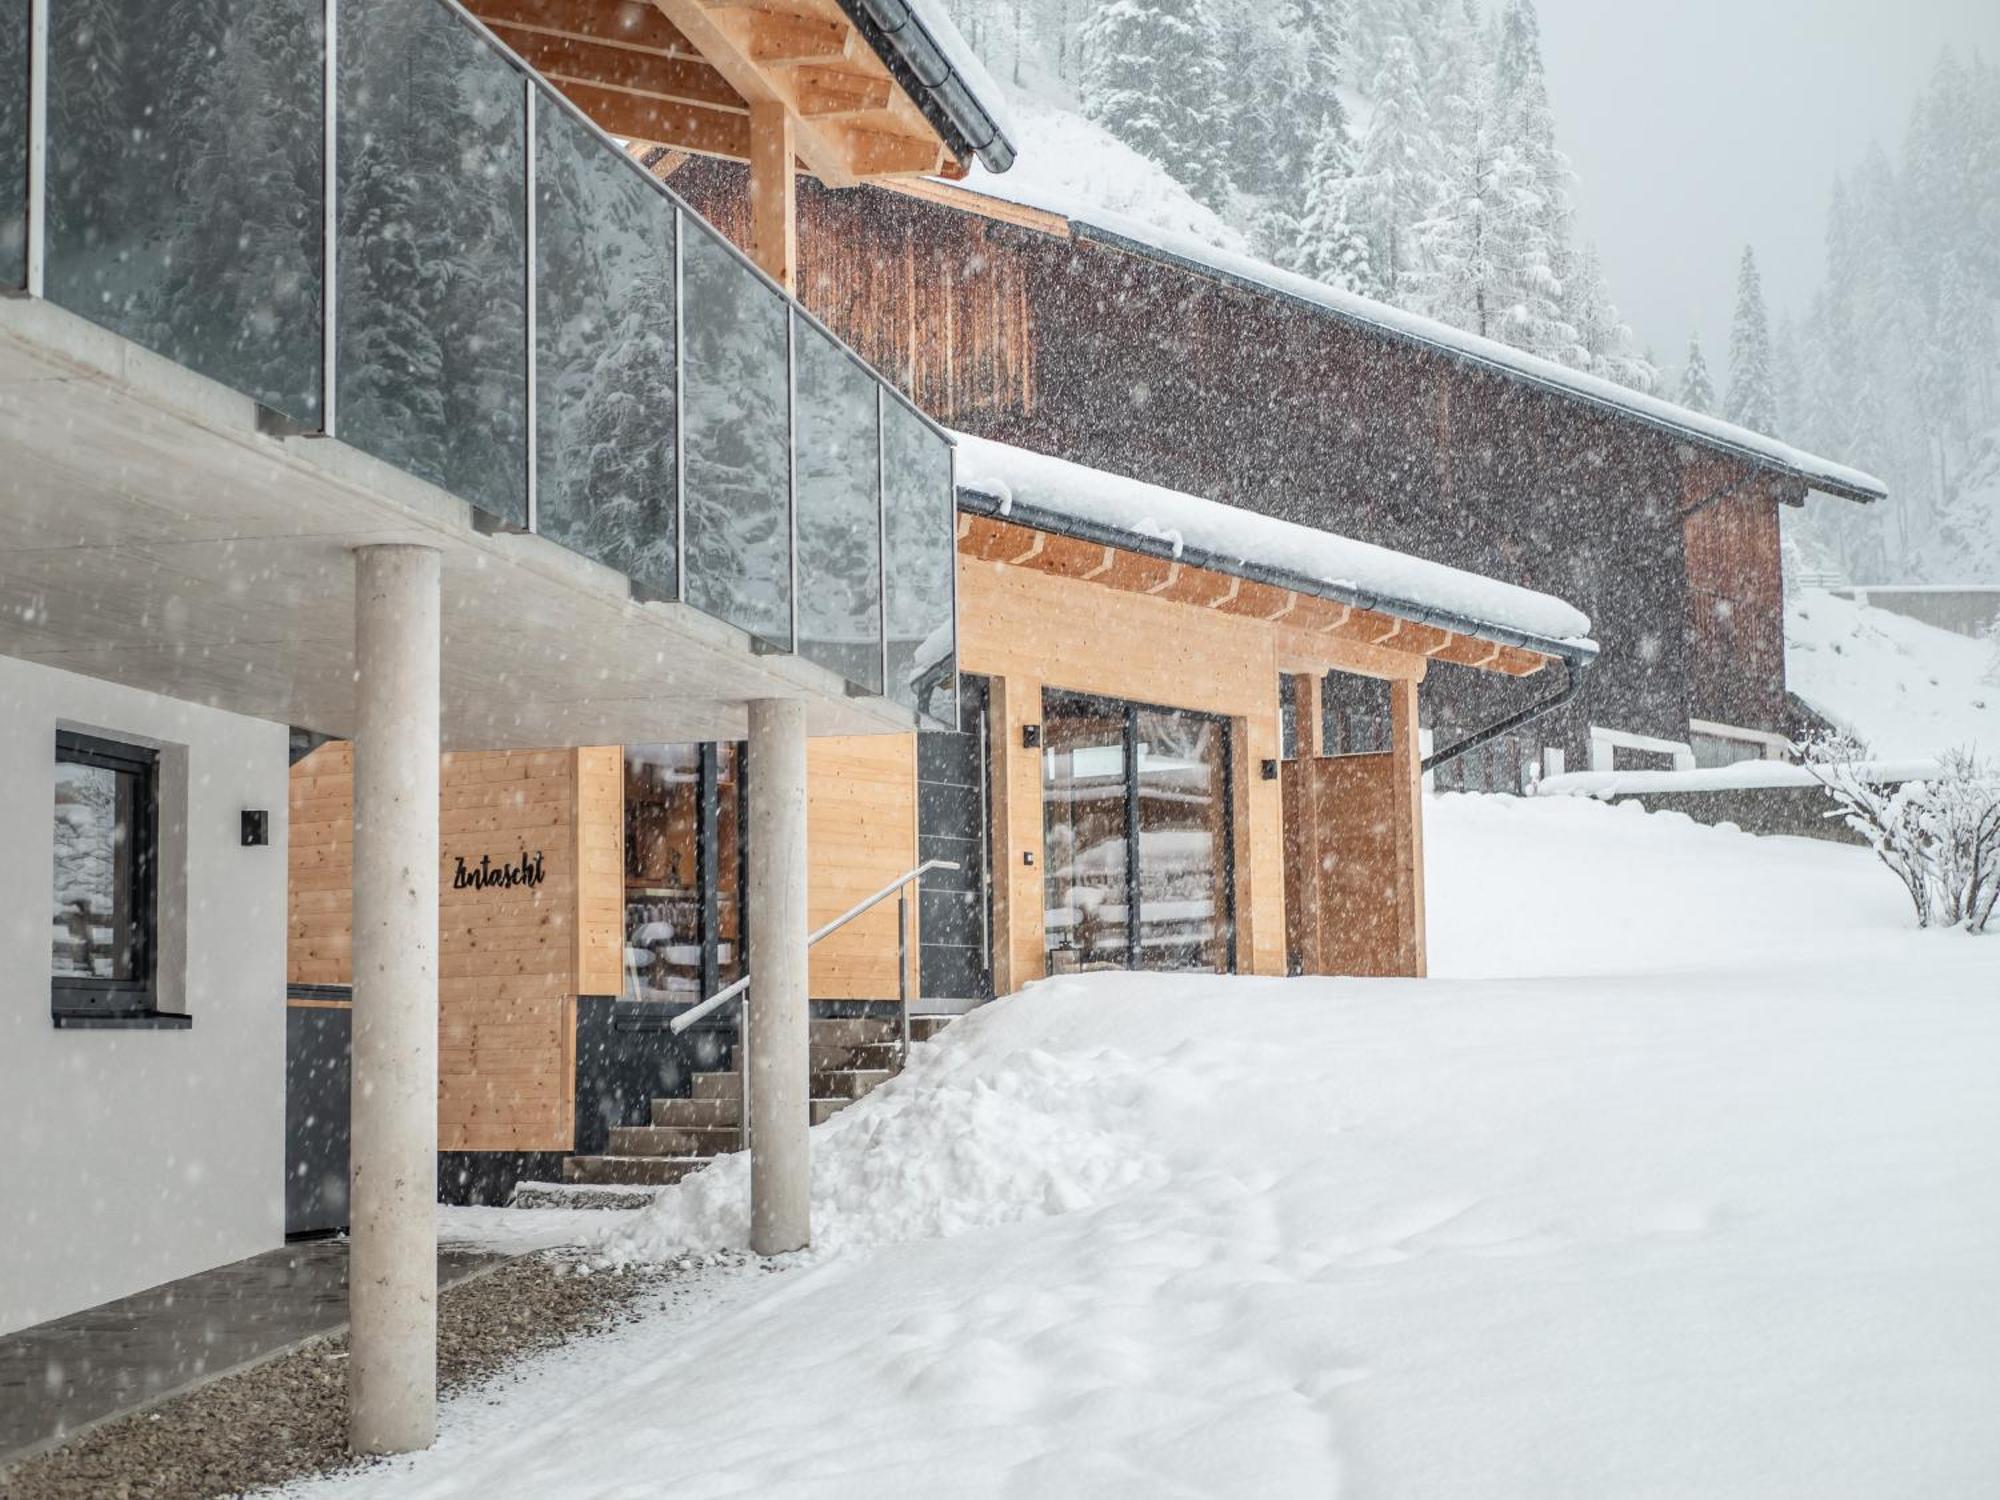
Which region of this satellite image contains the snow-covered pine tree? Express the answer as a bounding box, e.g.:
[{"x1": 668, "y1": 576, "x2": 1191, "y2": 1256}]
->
[
  {"x1": 1678, "y1": 333, "x2": 1715, "y2": 415},
  {"x1": 1724, "y1": 245, "x2": 1778, "y2": 434},
  {"x1": 1352, "y1": 35, "x2": 1441, "y2": 305},
  {"x1": 1080, "y1": 0, "x2": 1230, "y2": 208},
  {"x1": 1570, "y1": 244, "x2": 1654, "y2": 391},
  {"x1": 1285, "y1": 105, "x2": 1377, "y2": 295}
]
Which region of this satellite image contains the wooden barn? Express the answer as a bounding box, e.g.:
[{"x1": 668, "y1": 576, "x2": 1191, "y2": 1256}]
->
[{"x1": 653, "y1": 159, "x2": 1887, "y2": 785}]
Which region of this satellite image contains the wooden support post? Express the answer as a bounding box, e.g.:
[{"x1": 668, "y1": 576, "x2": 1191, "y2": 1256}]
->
[
  {"x1": 987, "y1": 674, "x2": 1045, "y2": 995},
  {"x1": 748, "y1": 100, "x2": 797, "y2": 293},
  {"x1": 1388, "y1": 675, "x2": 1428, "y2": 977},
  {"x1": 1295, "y1": 671, "x2": 1323, "y2": 758}
]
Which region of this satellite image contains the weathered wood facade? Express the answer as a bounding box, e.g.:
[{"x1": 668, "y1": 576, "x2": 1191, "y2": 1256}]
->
[{"x1": 664, "y1": 159, "x2": 1817, "y2": 779}]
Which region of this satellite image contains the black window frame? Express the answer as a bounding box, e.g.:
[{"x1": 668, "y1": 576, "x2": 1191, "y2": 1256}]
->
[{"x1": 51, "y1": 730, "x2": 164, "y2": 1025}]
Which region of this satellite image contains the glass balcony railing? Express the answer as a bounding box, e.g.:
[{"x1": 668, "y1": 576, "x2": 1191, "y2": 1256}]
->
[{"x1": 4, "y1": 0, "x2": 959, "y2": 728}]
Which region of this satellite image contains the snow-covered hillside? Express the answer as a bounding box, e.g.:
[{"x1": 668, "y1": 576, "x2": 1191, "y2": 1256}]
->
[
  {"x1": 1786, "y1": 586, "x2": 2000, "y2": 758},
  {"x1": 293, "y1": 796, "x2": 2000, "y2": 1500}
]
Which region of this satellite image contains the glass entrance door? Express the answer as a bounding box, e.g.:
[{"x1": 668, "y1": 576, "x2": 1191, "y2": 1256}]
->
[{"x1": 1042, "y1": 691, "x2": 1234, "y2": 976}]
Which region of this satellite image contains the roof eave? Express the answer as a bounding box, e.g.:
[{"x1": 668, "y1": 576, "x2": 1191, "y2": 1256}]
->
[
  {"x1": 838, "y1": 0, "x2": 1017, "y2": 175},
  {"x1": 955, "y1": 484, "x2": 1598, "y2": 671}
]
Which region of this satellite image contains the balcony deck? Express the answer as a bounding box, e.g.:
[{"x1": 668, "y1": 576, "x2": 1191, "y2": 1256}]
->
[{"x1": 0, "y1": 294, "x2": 915, "y2": 748}]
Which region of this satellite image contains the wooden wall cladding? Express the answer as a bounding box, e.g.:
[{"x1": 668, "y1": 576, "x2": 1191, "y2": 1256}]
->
[
  {"x1": 287, "y1": 744, "x2": 622, "y2": 1153},
  {"x1": 956, "y1": 542, "x2": 1436, "y2": 983},
  {"x1": 807, "y1": 735, "x2": 918, "y2": 1000},
  {"x1": 1682, "y1": 475, "x2": 1787, "y2": 730},
  {"x1": 1282, "y1": 754, "x2": 1417, "y2": 978}
]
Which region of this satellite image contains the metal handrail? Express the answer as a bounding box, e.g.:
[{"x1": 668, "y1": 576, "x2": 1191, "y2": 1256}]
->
[{"x1": 667, "y1": 858, "x2": 960, "y2": 1035}]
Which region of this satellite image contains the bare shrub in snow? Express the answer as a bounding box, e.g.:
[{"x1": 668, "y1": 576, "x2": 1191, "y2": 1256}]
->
[{"x1": 1805, "y1": 735, "x2": 2000, "y2": 932}]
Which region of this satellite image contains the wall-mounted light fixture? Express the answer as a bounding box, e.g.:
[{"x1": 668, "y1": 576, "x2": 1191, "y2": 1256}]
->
[
  {"x1": 1022, "y1": 724, "x2": 1041, "y2": 748},
  {"x1": 1260, "y1": 759, "x2": 1279, "y2": 781},
  {"x1": 241, "y1": 810, "x2": 270, "y2": 847}
]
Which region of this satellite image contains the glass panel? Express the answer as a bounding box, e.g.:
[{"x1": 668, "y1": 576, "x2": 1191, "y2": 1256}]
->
[
  {"x1": 1133, "y1": 708, "x2": 1231, "y2": 974},
  {"x1": 622, "y1": 742, "x2": 743, "y2": 1004},
  {"x1": 52, "y1": 758, "x2": 144, "y2": 981},
  {"x1": 1278, "y1": 675, "x2": 1300, "y2": 760},
  {"x1": 681, "y1": 224, "x2": 790, "y2": 647},
  {"x1": 794, "y1": 319, "x2": 883, "y2": 690},
  {"x1": 624, "y1": 745, "x2": 702, "y2": 1004},
  {"x1": 45, "y1": 0, "x2": 324, "y2": 420},
  {"x1": 1041, "y1": 694, "x2": 1129, "y2": 975},
  {"x1": 535, "y1": 102, "x2": 677, "y2": 599},
  {"x1": 917, "y1": 676, "x2": 991, "y2": 1002},
  {"x1": 337, "y1": 0, "x2": 526, "y2": 525},
  {"x1": 0, "y1": 0, "x2": 28, "y2": 289},
  {"x1": 883, "y1": 397, "x2": 956, "y2": 725}
]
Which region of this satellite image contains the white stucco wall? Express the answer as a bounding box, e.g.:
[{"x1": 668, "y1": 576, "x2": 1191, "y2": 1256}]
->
[{"x1": 0, "y1": 655, "x2": 289, "y2": 1335}]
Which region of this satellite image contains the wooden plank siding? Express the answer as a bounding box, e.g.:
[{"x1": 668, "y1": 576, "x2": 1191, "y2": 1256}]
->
[
  {"x1": 956, "y1": 525, "x2": 1434, "y2": 984},
  {"x1": 661, "y1": 158, "x2": 1799, "y2": 754},
  {"x1": 287, "y1": 743, "x2": 622, "y2": 1153},
  {"x1": 807, "y1": 734, "x2": 919, "y2": 1000}
]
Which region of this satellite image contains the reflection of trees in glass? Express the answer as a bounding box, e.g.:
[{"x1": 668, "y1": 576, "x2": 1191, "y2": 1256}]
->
[
  {"x1": 795, "y1": 324, "x2": 882, "y2": 690},
  {"x1": 882, "y1": 400, "x2": 955, "y2": 723},
  {"x1": 52, "y1": 764, "x2": 121, "y2": 978},
  {"x1": 46, "y1": 0, "x2": 322, "y2": 417},
  {"x1": 338, "y1": 0, "x2": 526, "y2": 524},
  {"x1": 535, "y1": 104, "x2": 677, "y2": 599},
  {"x1": 0, "y1": 0, "x2": 28, "y2": 286},
  {"x1": 682, "y1": 228, "x2": 790, "y2": 645}
]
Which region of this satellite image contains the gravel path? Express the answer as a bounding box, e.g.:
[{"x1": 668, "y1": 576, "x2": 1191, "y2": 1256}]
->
[{"x1": 0, "y1": 1252, "x2": 676, "y2": 1500}]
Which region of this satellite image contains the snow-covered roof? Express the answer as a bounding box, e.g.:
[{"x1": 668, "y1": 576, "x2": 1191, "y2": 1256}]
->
[
  {"x1": 850, "y1": 0, "x2": 1018, "y2": 174},
  {"x1": 954, "y1": 433, "x2": 1596, "y2": 660},
  {"x1": 942, "y1": 180, "x2": 1886, "y2": 505},
  {"x1": 1539, "y1": 760, "x2": 1942, "y2": 798}
]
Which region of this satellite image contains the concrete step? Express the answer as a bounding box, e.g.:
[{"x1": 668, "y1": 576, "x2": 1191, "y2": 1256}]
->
[
  {"x1": 810, "y1": 1017, "x2": 897, "y2": 1048},
  {"x1": 909, "y1": 1015, "x2": 957, "y2": 1044},
  {"x1": 508, "y1": 1180, "x2": 657, "y2": 1211},
  {"x1": 693, "y1": 1070, "x2": 744, "y2": 1102},
  {"x1": 650, "y1": 1096, "x2": 741, "y2": 1128},
  {"x1": 608, "y1": 1124, "x2": 741, "y2": 1157},
  {"x1": 811, "y1": 1067, "x2": 896, "y2": 1100},
  {"x1": 811, "y1": 1096, "x2": 856, "y2": 1126},
  {"x1": 564, "y1": 1155, "x2": 709, "y2": 1187},
  {"x1": 811, "y1": 1040, "x2": 901, "y2": 1072}
]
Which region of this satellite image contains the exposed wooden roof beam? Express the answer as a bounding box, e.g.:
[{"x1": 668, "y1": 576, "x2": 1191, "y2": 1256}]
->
[
  {"x1": 543, "y1": 79, "x2": 753, "y2": 159},
  {"x1": 474, "y1": 0, "x2": 705, "y2": 60},
  {"x1": 490, "y1": 28, "x2": 746, "y2": 114},
  {"x1": 790, "y1": 64, "x2": 894, "y2": 118}
]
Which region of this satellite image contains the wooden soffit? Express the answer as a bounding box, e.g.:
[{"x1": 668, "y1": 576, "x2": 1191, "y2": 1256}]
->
[
  {"x1": 467, "y1": 0, "x2": 962, "y2": 186},
  {"x1": 958, "y1": 514, "x2": 1554, "y2": 680}
]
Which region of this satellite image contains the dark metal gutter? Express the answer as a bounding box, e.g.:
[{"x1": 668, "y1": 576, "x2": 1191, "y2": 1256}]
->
[
  {"x1": 838, "y1": 0, "x2": 1017, "y2": 174},
  {"x1": 1067, "y1": 219, "x2": 1885, "y2": 508},
  {"x1": 1421, "y1": 656, "x2": 1588, "y2": 773},
  {"x1": 956, "y1": 483, "x2": 1599, "y2": 673}
]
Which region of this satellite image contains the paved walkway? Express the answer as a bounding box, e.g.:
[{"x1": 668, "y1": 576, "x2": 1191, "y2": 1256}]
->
[{"x1": 0, "y1": 1240, "x2": 504, "y2": 1466}]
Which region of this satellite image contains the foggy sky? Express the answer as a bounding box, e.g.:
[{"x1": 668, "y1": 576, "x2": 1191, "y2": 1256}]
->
[{"x1": 1533, "y1": 0, "x2": 2000, "y2": 386}]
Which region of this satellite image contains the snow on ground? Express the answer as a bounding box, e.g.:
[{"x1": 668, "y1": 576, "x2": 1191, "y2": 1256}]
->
[
  {"x1": 1787, "y1": 586, "x2": 2000, "y2": 758},
  {"x1": 287, "y1": 797, "x2": 2000, "y2": 1499}
]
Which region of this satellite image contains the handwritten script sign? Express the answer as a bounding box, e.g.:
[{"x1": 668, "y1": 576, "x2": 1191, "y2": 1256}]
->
[{"x1": 452, "y1": 851, "x2": 546, "y2": 892}]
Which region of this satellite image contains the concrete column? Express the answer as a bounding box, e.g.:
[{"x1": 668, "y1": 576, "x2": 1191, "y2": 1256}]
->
[
  {"x1": 348, "y1": 544, "x2": 442, "y2": 1455},
  {"x1": 746, "y1": 697, "x2": 810, "y2": 1255}
]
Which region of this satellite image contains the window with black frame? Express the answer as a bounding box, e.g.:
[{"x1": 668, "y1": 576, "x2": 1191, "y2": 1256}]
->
[{"x1": 51, "y1": 732, "x2": 160, "y2": 1021}]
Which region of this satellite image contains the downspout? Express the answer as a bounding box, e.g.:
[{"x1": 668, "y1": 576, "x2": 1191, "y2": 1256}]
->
[{"x1": 1421, "y1": 651, "x2": 1591, "y2": 774}]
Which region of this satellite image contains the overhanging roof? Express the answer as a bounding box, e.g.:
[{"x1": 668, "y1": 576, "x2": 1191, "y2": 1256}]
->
[
  {"x1": 955, "y1": 434, "x2": 1597, "y2": 672},
  {"x1": 897, "y1": 175, "x2": 1886, "y2": 507},
  {"x1": 462, "y1": 0, "x2": 1015, "y2": 184}
]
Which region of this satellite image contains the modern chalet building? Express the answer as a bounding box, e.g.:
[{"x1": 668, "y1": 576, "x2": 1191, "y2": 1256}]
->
[{"x1": 0, "y1": 0, "x2": 1012, "y2": 1456}]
